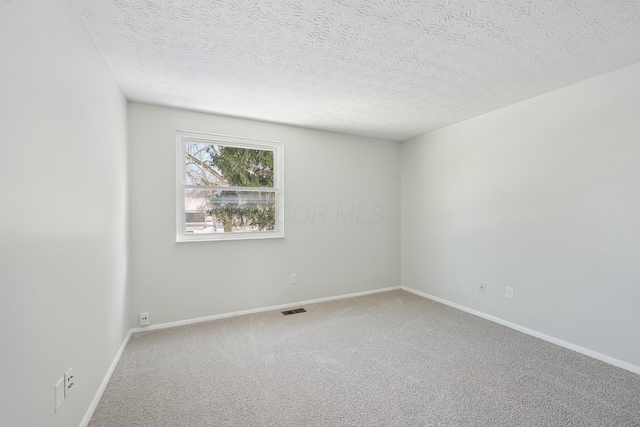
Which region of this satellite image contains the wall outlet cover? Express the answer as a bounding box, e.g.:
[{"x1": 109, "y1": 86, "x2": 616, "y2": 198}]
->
[
  {"x1": 479, "y1": 282, "x2": 486, "y2": 294},
  {"x1": 140, "y1": 312, "x2": 149, "y2": 326},
  {"x1": 64, "y1": 367, "x2": 75, "y2": 398}
]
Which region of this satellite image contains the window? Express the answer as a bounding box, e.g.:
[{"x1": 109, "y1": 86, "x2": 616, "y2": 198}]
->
[{"x1": 176, "y1": 130, "x2": 284, "y2": 242}]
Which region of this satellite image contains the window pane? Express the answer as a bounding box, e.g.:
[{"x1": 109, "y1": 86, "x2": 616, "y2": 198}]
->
[
  {"x1": 184, "y1": 142, "x2": 274, "y2": 188},
  {"x1": 185, "y1": 188, "x2": 276, "y2": 234}
]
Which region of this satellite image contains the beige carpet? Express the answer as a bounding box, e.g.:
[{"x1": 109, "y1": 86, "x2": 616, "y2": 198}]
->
[{"x1": 89, "y1": 290, "x2": 640, "y2": 426}]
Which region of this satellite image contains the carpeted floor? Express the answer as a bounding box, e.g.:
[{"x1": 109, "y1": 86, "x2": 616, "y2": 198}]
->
[{"x1": 89, "y1": 290, "x2": 640, "y2": 426}]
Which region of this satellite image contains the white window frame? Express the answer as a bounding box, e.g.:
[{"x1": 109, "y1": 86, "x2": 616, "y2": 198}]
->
[{"x1": 176, "y1": 130, "x2": 284, "y2": 242}]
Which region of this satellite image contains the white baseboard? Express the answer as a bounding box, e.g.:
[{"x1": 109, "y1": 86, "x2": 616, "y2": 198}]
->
[
  {"x1": 131, "y1": 286, "x2": 402, "y2": 334},
  {"x1": 401, "y1": 286, "x2": 640, "y2": 375},
  {"x1": 79, "y1": 329, "x2": 133, "y2": 427}
]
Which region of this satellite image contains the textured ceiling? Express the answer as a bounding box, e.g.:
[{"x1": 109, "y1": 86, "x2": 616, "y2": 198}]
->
[{"x1": 70, "y1": 0, "x2": 640, "y2": 141}]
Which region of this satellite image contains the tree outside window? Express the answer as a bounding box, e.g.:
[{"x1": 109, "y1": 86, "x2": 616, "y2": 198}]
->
[{"x1": 177, "y1": 131, "x2": 283, "y2": 242}]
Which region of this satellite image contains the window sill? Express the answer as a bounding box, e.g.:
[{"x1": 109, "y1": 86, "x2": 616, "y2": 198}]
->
[{"x1": 176, "y1": 232, "x2": 285, "y2": 243}]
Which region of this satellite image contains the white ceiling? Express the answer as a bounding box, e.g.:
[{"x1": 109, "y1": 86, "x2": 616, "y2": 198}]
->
[{"x1": 70, "y1": 0, "x2": 640, "y2": 141}]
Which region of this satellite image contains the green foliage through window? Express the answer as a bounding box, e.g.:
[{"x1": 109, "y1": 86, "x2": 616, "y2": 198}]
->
[
  {"x1": 179, "y1": 131, "x2": 283, "y2": 241},
  {"x1": 207, "y1": 146, "x2": 275, "y2": 232}
]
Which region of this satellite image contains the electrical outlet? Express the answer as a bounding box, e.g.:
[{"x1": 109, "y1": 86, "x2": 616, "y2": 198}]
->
[
  {"x1": 479, "y1": 282, "x2": 486, "y2": 294},
  {"x1": 290, "y1": 273, "x2": 297, "y2": 284},
  {"x1": 139, "y1": 312, "x2": 149, "y2": 326},
  {"x1": 505, "y1": 287, "x2": 514, "y2": 300},
  {"x1": 54, "y1": 377, "x2": 64, "y2": 412},
  {"x1": 64, "y1": 367, "x2": 75, "y2": 398}
]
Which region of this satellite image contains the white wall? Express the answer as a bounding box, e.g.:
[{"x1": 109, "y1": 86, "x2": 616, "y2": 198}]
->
[
  {"x1": 401, "y1": 62, "x2": 640, "y2": 368},
  {"x1": 0, "y1": 1, "x2": 130, "y2": 426},
  {"x1": 128, "y1": 103, "x2": 400, "y2": 325}
]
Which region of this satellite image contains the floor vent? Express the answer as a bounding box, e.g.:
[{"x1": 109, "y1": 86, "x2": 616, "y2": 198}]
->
[{"x1": 282, "y1": 308, "x2": 307, "y2": 316}]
